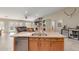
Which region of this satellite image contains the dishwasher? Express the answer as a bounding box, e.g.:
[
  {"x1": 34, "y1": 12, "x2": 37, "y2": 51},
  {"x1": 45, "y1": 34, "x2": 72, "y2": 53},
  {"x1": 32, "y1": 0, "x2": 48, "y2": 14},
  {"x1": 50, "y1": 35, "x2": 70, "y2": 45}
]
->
[{"x1": 15, "y1": 37, "x2": 28, "y2": 51}]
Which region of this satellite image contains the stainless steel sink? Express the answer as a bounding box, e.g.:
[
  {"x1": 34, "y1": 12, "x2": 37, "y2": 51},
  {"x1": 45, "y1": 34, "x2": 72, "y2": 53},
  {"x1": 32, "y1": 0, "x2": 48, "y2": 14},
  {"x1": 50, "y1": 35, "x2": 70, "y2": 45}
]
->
[{"x1": 32, "y1": 32, "x2": 47, "y2": 36}]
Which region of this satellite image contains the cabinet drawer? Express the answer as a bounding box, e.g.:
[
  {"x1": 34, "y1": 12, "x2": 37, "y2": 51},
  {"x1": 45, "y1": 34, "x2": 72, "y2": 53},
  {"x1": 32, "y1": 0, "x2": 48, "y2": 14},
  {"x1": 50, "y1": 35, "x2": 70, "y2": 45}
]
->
[{"x1": 50, "y1": 38, "x2": 64, "y2": 42}]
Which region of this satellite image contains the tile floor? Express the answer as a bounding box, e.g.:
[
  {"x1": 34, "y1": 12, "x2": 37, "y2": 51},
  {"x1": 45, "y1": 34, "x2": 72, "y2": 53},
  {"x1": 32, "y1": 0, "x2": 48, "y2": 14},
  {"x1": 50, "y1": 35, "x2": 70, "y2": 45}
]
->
[{"x1": 64, "y1": 38, "x2": 79, "y2": 51}]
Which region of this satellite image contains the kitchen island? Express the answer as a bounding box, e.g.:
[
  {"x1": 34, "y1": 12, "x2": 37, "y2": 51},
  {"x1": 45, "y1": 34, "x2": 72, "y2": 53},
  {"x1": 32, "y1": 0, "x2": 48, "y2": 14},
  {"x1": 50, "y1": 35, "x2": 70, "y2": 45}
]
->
[{"x1": 13, "y1": 32, "x2": 64, "y2": 51}]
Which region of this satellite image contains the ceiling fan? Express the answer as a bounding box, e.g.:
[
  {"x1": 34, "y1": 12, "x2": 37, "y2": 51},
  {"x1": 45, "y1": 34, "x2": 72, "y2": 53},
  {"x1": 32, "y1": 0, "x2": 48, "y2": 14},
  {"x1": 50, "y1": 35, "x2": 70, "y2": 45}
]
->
[{"x1": 64, "y1": 8, "x2": 77, "y2": 17}]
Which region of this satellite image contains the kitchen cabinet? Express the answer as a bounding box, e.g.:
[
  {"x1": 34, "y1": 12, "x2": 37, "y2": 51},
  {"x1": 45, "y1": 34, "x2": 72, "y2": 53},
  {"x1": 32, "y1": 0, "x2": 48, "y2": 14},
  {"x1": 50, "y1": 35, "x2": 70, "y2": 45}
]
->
[
  {"x1": 28, "y1": 37, "x2": 39, "y2": 51},
  {"x1": 50, "y1": 38, "x2": 64, "y2": 51},
  {"x1": 28, "y1": 37, "x2": 50, "y2": 51},
  {"x1": 39, "y1": 38, "x2": 50, "y2": 51},
  {"x1": 13, "y1": 32, "x2": 64, "y2": 51},
  {"x1": 28, "y1": 37, "x2": 64, "y2": 51}
]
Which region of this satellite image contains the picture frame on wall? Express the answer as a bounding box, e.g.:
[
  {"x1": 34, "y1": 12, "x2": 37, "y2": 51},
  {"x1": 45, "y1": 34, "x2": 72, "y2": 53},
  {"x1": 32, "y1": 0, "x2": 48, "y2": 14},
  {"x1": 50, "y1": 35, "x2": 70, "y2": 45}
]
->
[
  {"x1": 58, "y1": 22, "x2": 62, "y2": 27},
  {"x1": 57, "y1": 20, "x2": 63, "y2": 27}
]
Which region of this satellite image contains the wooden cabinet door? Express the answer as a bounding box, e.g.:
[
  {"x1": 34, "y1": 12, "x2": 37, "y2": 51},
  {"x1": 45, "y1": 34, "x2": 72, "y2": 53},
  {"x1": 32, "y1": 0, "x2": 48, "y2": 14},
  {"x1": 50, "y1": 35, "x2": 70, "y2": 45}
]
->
[
  {"x1": 56, "y1": 41, "x2": 64, "y2": 51},
  {"x1": 39, "y1": 38, "x2": 50, "y2": 51},
  {"x1": 50, "y1": 39, "x2": 56, "y2": 51},
  {"x1": 50, "y1": 38, "x2": 64, "y2": 51},
  {"x1": 56, "y1": 38, "x2": 64, "y2": 51},
  {"x1": 28, "y1": 37, "x2": 39, "y2": 51},
  {"x1": 28, "y1": 37, "x2": 64, "y2": 51}
]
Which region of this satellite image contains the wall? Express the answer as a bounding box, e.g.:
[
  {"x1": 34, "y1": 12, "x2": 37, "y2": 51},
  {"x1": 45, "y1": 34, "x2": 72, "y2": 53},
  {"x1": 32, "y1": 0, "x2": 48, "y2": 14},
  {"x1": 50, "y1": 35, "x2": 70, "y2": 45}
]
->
[{"x1": 43, "y1": 7, "x2": 79, "y2": 32}]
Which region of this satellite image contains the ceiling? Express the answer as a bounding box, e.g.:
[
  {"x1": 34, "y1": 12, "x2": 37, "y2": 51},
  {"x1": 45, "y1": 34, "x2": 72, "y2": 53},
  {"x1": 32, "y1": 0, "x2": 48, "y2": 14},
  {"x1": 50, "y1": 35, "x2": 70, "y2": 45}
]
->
[{"x1": 0, "y1": 7, "x2": 65, "y2": 21}]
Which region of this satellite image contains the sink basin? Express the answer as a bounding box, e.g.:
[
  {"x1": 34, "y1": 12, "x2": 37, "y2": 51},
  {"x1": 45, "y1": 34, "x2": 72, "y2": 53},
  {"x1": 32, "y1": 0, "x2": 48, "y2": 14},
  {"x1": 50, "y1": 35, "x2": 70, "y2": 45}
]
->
[{"x1": 32, "y1": 32, "x2": 47, "y2": 36}]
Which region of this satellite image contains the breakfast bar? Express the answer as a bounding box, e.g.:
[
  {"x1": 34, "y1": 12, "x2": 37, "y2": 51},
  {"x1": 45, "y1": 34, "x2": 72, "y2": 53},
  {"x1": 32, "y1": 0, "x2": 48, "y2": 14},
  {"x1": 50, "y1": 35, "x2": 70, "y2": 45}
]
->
[{"x1": 13, "y1": 32, "x2": 64, "y2": 51}]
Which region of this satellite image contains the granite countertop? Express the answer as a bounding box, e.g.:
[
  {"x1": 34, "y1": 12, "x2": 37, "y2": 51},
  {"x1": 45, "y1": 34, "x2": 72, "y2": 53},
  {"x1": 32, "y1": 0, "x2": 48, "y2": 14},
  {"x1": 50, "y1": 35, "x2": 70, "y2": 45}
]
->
[{"x1": 13, "y1": 32, "x2": 64, "y2": 38}]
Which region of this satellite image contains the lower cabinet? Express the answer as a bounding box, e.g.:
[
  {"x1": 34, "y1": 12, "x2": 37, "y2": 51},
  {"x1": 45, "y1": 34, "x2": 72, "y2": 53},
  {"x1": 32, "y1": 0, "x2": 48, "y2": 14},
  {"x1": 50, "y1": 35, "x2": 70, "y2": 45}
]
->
[
  {"x1": 28, "y1": 38, "x2": 39, "y2": 51},
  {"x1": 50, "y1": 39, "x2": 64, "y2": 51},
  {"x1": 39, "y1": 38, "x2": 50, "y2": 51},
  {"x1": 28, "y1": 37, "x2": 64, "y2": 51}
]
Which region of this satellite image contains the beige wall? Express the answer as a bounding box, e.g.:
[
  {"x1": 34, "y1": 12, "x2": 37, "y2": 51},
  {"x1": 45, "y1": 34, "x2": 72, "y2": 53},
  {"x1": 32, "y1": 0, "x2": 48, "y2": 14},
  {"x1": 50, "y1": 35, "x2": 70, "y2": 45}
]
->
[{"x1": 43, "y1": 7, "x2": 79, "y2": 32}]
